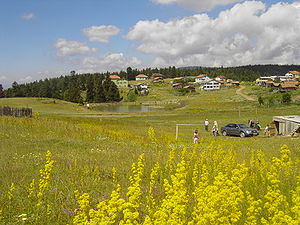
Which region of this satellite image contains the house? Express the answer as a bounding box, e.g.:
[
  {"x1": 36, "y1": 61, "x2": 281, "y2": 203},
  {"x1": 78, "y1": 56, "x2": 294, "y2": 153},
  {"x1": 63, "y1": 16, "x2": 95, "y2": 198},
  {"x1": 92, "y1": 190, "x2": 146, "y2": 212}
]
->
[
  {"x1": 285, "y1": 71, "x2": 300, "y2": 79},
  {"x1": 152, "y1": 73, "x2": 164, "y2": 79},
  {"x1": 172, "y1": 77, "x2": 184, "y2": 83},
  {"x1": 215, "y1": 76, "x2": 226, "y2": 82},
  {"x1": 195, "y1": 74, "x2": 210, "y2": 83},
  {"x1": 153, "y1": 77, "x2": 164, "y2": 83},
  {"x1": 273, "y1": 115, "x2": 300, "y2": 135},
  {"x1": 109, "y1": 75, "x2": 128, "y2": 88},
  {"x1": 279, "y1": 82, "x2": 298, "y2": 92},
  {"x1": 200, "y1": 80, "x2": 221, "y2": 90},
  {"x1": 183, "y1": 85, "x2": 196, "y2": 92},
  {"x1": 135, "y1": 74, "x2": 148, "y2": 81},
  {"x1": 135, "y1": 83, "x2": 149, "y2": 90},
  {"x1": 231, "y1": 81, "x2": 240, "y2": 86},
  {"x1": 172, "y1": 83, "x2": 184, "y2": 89}
]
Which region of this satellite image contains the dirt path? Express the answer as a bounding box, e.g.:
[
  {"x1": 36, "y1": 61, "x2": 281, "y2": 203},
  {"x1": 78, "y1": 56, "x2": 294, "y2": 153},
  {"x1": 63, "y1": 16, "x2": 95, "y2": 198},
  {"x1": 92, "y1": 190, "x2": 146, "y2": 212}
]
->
[{"x1": 236, "y1": 86, "x2": 255, "y2": 101}]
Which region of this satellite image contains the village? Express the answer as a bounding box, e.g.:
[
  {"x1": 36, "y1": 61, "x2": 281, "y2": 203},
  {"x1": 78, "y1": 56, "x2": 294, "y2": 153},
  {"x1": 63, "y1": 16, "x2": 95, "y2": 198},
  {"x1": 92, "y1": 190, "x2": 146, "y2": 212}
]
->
[{"x1": 108, "y1": 70, "x2": 300, "y2": 94}]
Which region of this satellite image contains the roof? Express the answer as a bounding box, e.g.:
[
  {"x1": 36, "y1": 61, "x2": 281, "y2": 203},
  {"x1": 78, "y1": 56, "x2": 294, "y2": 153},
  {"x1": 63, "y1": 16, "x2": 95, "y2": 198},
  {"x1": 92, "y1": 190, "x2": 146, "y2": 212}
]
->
[
  {"x1": 196, "y1": 74, "x2": 207, "y2": 78},
  {"x1": 136, "y1": 74, "x2": 148, "y2": 78},
  {"x1": 109, "y1": 75, "x2": 121, "y2": 79},
  {"x1": 283, "y1": 81, "x2": 299, "y2": 86},
  {"x1": 152, "y1": 73, "x2": 163, "y2": 77},
  {"x1": 288, "y1": 71, "x2": 300, "y2": 75},
  {"x1": 173, "y1": 77, "x2": 184, "y2": 80},
  {"x1": 280, "y1": 83, "x2": 298, "y2": 88},
  {"x1": 273, "y1": 115, "x2": 300, "y2": 124},
  {"x1": 183, "y1": 85, "x2": 195, "y2": 88}
]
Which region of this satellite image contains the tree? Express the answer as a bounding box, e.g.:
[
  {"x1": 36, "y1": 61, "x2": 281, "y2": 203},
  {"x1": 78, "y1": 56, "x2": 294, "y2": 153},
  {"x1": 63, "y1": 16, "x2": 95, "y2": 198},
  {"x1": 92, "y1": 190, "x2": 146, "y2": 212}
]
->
[
  {"x1": 281, "y1": 92, "x2": 291, "y2": 104},
  {"x1": 0, "y1": 84, "x2": 4, "y2": 98},
  {"x1": 64, "y1": 81, "x2": 83, "y2": 104},
  {"x1": 126, "y1": 67, "x2": 134, "y2": 80},
  {"x1": 94, "y1": 76, "x2": 106, "y2": 103},
  {"x1": 86, "y1": 77, "x2": 95, "y2": 102}
]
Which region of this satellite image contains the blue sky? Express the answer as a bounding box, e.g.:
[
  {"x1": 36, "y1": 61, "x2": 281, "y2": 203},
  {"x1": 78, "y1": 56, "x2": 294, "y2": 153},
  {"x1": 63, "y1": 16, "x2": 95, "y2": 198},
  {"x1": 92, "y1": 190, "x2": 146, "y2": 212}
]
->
[{"x1": 0, "y1": 0, "x2": 299, "y2": 87}]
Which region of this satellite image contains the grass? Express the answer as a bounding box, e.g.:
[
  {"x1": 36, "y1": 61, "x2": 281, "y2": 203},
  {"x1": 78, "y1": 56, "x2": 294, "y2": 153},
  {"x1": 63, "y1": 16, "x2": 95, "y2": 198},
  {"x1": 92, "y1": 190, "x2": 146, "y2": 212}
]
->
[{"x1": 0, "y1": 84, "x2": 300, "y2": 224}]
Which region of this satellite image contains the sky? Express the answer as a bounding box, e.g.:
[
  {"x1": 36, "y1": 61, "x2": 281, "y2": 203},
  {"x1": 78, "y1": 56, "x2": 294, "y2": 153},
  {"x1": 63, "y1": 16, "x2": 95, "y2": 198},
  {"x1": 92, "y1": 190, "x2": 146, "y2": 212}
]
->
[{"x1": 0, "y1": 0, "x2": 299, "y2": 87}]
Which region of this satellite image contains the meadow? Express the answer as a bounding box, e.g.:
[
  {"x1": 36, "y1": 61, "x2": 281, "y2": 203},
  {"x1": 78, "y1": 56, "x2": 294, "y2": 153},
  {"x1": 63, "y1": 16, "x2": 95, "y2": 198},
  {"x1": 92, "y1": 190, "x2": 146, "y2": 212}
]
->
[{"x1": 0, "y1": 84, "x2": 299, "y2": 224}]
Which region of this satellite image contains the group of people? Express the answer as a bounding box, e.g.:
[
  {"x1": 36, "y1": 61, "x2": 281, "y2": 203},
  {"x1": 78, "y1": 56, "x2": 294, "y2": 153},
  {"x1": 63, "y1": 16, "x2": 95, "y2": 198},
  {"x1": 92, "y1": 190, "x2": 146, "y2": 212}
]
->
[
  {"x1": 248, "y1": 120, "x2": 261, "y2": 130},
  {"x1": 193, "y1": 119, "x2": 272, "y2": 143},
  {"x1": 193, "y1": 119, "x2": 219, "y2": 143}
]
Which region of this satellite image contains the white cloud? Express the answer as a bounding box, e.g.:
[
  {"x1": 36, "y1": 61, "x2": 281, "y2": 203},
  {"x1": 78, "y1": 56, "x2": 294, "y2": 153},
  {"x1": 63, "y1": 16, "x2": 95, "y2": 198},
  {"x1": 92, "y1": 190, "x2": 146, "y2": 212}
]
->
[
  {"x1": 54, "y1": 38, "x2": 97, "y2": 57},
  {"x1": 0, "y1": 76, "x2": 7, "y2": 81},
  {"x1": 21, "y1": 13, "x2": 34, "y2": 20},
  {"x1": 152, "y1": 0, "x2": 243, "y2": 12},
  {"x1": 19, "y1": 76, "x2": 33, "y2": 83},
  {"x1": 127, "y1": 1, "x2": 300, "y2": 67},
  {"x1": 79, "y1": 53, "x2": 142, "y2": 73},
  {"x1": 82, "y1": 25, "x2": 120, "y2": 43}
]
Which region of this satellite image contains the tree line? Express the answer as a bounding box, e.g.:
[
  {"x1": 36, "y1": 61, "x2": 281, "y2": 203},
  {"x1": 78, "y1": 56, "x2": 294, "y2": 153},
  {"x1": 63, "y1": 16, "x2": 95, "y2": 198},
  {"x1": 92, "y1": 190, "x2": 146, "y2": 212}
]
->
[{"x1": 3, "y1": 73, "x2": 121, "y2": 104}]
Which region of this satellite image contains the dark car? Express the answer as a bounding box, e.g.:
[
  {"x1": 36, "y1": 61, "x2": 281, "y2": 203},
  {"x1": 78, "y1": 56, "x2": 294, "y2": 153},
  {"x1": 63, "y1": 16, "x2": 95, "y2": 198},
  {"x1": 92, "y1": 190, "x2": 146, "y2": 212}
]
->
[{"x1": 221, "y1": 123, "x2": 259, "y2": 137}]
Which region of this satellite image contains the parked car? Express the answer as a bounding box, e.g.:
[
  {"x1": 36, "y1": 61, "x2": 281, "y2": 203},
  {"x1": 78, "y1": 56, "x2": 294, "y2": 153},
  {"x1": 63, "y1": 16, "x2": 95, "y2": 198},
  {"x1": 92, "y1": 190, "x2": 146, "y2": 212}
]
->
[{"x1": 221, "y1": 123, "x2": 259, "y2": 137}]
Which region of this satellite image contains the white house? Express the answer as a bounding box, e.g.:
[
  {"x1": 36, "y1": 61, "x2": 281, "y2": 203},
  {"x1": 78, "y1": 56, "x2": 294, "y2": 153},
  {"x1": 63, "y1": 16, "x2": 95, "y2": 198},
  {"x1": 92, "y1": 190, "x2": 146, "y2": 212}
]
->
[
  {"x1": 135, "y1": 74, "x2": 148, "y2": 81},
  {"x1": 195, "y1": 74, "x2": 210, "y2": 83},
  {"x1": 285, "y1": 71, "x2": 300, "y2": 79},
  {"x1": 200, "y1": 80, "x2": 221, "y2": 90},
  {"x1": 215, "y1": 76, "x2": 226, "y2": 82}
]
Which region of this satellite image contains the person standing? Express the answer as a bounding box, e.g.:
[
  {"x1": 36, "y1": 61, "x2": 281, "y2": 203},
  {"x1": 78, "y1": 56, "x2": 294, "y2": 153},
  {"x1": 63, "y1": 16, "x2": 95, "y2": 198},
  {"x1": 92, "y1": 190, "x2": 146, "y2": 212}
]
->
[
  {"x1": 193, "y1": 129, "x2": 199, "y2": 143},
  {"x1": 204, "y1": 119, "x2": 209, "y2": 132},
  {"x1": 264, "y1": 124, "x2": 270, "y2": 137},
  {"x1": 212, "y1": 121, "x2": 219, "y2": 136}
]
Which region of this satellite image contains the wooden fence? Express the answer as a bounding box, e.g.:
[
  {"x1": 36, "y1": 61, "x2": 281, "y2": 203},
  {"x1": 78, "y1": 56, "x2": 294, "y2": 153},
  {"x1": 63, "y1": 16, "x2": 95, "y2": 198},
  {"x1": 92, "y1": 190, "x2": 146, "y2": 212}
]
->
[{"x1": 0, "y1": 106, "x2": 32, "y2": 117}]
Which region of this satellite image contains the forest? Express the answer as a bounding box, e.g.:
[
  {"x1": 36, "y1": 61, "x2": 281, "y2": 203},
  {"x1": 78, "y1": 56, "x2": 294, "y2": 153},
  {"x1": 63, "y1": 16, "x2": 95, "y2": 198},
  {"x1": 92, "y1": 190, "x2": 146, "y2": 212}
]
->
[{"x1": 2, "y1": 64, "x2": 300, "y2": 103}]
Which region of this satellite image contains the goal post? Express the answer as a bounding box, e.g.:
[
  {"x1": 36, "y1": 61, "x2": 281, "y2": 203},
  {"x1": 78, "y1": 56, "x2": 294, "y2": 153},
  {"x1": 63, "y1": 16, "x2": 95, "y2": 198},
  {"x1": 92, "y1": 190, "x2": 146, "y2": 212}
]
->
[{"x1": 175, "y1": 124, "x2": 204, "y2": 140}]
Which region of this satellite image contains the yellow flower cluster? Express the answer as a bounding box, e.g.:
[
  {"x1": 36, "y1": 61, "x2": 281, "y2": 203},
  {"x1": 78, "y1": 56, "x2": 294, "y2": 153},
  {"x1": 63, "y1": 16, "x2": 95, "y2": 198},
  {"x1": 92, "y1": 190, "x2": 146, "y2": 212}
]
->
[
  {"x1": 37, "y1": 150, "x2": 55, "y2": 207},
  {"x1": 7, "y1": 183, "x2": 15, "y2": 200},
  {"x1": 71, "y1": 143, "x2": 300, "y2": 224},
  {"x1": 119, "y1": 154, "x2": 145, "y2": 225}
]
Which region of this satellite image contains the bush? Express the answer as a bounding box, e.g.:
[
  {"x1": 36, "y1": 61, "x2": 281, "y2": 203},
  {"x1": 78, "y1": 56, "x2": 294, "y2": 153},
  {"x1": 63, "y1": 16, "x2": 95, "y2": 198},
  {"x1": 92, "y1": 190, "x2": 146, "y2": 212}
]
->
[{"x1": 281, "y1": 92, "x2": 292, "y2": 104}]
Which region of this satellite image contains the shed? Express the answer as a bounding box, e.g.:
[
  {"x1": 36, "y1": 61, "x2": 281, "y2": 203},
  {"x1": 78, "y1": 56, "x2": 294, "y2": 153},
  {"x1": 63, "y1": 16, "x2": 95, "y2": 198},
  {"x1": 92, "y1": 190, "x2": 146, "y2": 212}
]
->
[{"x1": 272, "y1": 115, "x2": 300, "y2": 135}]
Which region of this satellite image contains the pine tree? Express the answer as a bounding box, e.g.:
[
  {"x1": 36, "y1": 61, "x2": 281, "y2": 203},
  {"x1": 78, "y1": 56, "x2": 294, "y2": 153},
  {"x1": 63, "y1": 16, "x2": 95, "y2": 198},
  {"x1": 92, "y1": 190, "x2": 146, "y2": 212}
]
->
[
  {"x1": 86, "y1": 77, "x2": 95, "y2": 102},
  {"x1": 0, "y1": 84, "x2": 4, "y2": 98},
  {"x1": 94, "y1": 76, "x2": 106, "y2": 103},
  {"x1": 64, "y1": 81, "x2": 83, "y2": 104},
  {"x1": 106, "y1": 81, "x2": 121, "y2": 102}
]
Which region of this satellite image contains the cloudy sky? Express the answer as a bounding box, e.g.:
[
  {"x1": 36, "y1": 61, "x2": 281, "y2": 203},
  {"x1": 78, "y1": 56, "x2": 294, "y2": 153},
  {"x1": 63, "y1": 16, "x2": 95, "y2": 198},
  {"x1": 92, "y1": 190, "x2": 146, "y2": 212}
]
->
[{"x1": 0, "y1": 0, "x2": 299, "y2": 87}]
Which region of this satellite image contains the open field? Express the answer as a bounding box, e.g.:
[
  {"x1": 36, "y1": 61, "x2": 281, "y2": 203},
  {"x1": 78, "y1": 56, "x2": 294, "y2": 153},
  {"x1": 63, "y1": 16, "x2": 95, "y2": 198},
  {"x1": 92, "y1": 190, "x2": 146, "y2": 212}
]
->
[{"x1": 1, "y1": 85, "x2": 300, "y2": 224}]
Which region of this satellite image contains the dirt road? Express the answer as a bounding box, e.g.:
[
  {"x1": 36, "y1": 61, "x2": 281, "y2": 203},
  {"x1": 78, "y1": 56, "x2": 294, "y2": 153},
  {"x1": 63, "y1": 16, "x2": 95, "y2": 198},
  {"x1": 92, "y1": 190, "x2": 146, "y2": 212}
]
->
[{"x1": 236, "y1": 86, "x2": 255, "y2": 101}]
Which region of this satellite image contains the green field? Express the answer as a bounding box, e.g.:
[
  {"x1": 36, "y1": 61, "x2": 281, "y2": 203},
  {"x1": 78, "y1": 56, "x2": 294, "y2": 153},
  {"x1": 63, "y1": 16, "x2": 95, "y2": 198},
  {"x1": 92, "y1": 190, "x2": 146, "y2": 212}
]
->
[{"x1": 1, "y1": 84, "x2": 300, "y2": 224}]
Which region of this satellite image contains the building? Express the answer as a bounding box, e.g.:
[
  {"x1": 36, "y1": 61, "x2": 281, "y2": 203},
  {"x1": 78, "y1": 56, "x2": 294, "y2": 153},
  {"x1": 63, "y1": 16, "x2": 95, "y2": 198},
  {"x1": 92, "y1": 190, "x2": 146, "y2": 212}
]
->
[
  {"x1": 172, "y1": 83, "x2": 184, "y2": 89},
  {"x1": 279, "y1": 82, "x2": 298, "y2": 92},
  {"x1": 285, "y1": 71, "x2": 300, "y2": 79},
  {"x1": 195, "y1": 74, "x2": 210, "y2": 83},
  {"x1": 109, "y1": 75, "x2": 128, "y2": 88},
  {"x1": 273, "y1": 115, "x2": 300, "y2": 135},
  {"x1": 215, "y1": 76, "x2": 226, "y2": 82},
  {"x1": 200, "y1": 80, "x2": 221, "y2": 90},
  {"x1": 152, "y1": 73, "x2": 163, "y2": 79},
  {"x1": 135, "y1": 74, "x2": 148, "y2": 81}
]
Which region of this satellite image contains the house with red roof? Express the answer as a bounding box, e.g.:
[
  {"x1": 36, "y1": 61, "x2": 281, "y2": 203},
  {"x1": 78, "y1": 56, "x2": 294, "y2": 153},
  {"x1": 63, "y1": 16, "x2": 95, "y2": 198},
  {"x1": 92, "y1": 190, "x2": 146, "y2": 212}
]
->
[
  {"x1": 109, "y1": 75, "x2": 128, "y2": 88},
  {"x1": 215, "y1": 76, "x2": 226, "y2": 82},
  {"x1": 135, "y1": 74, "x2": 148, "y2": 81},
  {"x1": 195, "y1": 74, "x2": 210, "y2": 83}
]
